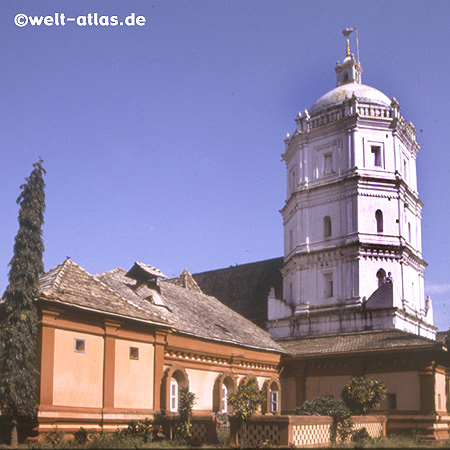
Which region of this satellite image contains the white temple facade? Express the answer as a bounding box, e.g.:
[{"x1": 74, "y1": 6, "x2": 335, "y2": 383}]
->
[{"x1": 267, "y1": 41, "x2": 436, "y2": 339}]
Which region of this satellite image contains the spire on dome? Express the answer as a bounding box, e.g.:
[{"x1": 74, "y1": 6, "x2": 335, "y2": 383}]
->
[{"x1": 335, "y1": 28, "x2": 362, "y2": 86}]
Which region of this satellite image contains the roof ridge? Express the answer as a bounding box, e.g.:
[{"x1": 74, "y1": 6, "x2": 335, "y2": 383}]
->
[
  {"x1": 192, "y1": 256, "x2": 284, "y2": 276},
  {"x1": 43, "y1": 258, "x2": 73, "y2": 294},
  {"x1": 275, "y1": 328, "x2": 427, "y2": 342}
]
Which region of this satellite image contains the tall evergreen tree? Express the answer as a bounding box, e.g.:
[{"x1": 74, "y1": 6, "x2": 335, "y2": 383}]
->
[{"x1": 0, "y1": 159, "x2": 46, "y2": 445}]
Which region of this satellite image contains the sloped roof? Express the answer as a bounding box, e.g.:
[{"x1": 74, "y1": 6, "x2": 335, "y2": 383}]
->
[
  {"x1": 39, "y1": 259, "x2": 170, "y2": 326},
  {"x1": 192, "y1": 257, "x2": 284, "y2": 324},
  {"x1": 98, "y1": 267, "x2": 282, "y2": 352},
  {"x1": 168, "y1": 268, "x2": 203, "y2": 293},
  {"x1": 278, "y1": 329, "x2": 440, "y2": 357},
  {"x1": 39, "y1": 260, "x2": 282, "y2": 352}
]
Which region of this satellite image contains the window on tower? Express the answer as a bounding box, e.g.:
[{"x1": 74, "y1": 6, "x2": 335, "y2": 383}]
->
[
  {"x1": 376, "y1": 210, "x2": 383, "y2": 233},
  {"x1": 324, "y1": 153, "x2": 332, "y2": 175},
  {"x1": 290, "y1": 168, "x2": 296, "y2": 194},
  {"x1": 371, "y1": 145, "x2": 382, "y2": 167},
  {"x1": 323, "y1": 273, "x2": 334, "y2": 298},
  {"x1": 324, "y1": 216, "x2": 332, "y2": 238}
]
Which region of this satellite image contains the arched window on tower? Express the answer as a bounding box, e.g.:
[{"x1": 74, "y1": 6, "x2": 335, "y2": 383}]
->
[
  {"x1": 289, "y1": 229, "x2": 294, "y2": 251},
  {"x1": 408, "y1": 222, "x2": 411, "y2": 243},
  {"x1": 376, "y1": 210, "x2": 383, "y2": 233},
  {"x1": 376, "y1": 268, "x2": 386, "y2": 287},
  {"x1": 324, "y1": 216, "x2": 332, "y2": 238}
]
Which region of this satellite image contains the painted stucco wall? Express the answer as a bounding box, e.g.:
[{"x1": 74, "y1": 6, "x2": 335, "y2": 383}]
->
[
  {"x1": 366, "y1": 371, "x2": 420, "y2": 411},
  {"x1": 305, "y1": 375, "x2": 351, "y2": 400},
  {"x1": 185, "y1": 368, "x2": 218, "y2": 411},
  {"x1": 435, "y1": 372, "x2": 446, "y2": 412},
  {"x1": 281, "y1": 377, "x2": 296, "y2": 412},
  {"x1": 53, "y1": 329, "x2": 104, "y2": 408},
  {"x1": 306, "y1": 371, "x2": 421, "y2": 411},
  {"x1": 114, "y1": 339, "x2": 154, "y2": 409}
]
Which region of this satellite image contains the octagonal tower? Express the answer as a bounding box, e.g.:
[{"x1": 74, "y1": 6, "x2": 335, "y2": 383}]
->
[{"x1": 267, "y1": 42, "x2": 435, "y2": 339}]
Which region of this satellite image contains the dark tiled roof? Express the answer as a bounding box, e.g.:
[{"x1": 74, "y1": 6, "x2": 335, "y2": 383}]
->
[
  {"x1": 192, "y1": 257, "x2": 284, "y2": 324},
  {"x1": 40, "y1": 259, "x2": 170, "y2": 326},
  {"x1": 278, "y1": 329, "x2": 440, "y2": 357},
  {"x1": 98, "y1": 267, "x2": 282, "y2": 352}
]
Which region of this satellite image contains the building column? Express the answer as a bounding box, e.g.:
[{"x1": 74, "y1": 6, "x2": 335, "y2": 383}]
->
[
  {"x1": 103, "y1": 321, "x2": 120, "y2": 410},
  {"x1": 39, "y1": 310, "x2": 59, "y2": 406},
  {"x1": 153, "y1": 330, "x2": 168, "y2": 411},
  {"x1": 419, "y1": 363, "x2": 436, "y2": 413}
]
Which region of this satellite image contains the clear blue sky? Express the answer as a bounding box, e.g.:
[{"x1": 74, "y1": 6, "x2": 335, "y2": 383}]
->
[{"x1": 1, "y1": 1, "x2": 449, "y2": 330}]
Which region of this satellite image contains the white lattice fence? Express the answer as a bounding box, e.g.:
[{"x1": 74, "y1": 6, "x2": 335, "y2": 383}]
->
[
  {"x1": 353, "y1": 420, "x2": 384, "y2": 438},
  {"x1": 292, "y1": 423, "x2": 331, "y2": 446}
]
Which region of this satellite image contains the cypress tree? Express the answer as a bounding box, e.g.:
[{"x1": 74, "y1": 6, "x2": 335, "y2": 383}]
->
[{"x1": 0, "y1": 159, "x2": 46, "y2": 445}]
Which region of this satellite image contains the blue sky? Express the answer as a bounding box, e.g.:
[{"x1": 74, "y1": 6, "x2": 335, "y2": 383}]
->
[{"x1": 1, "y1": 0, "x2": 450, "y2": 330}]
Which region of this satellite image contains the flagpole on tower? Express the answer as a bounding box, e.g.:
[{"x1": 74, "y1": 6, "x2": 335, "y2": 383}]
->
[{"x1": 342, "y1": 27, "x2": 359, "y2": 65}]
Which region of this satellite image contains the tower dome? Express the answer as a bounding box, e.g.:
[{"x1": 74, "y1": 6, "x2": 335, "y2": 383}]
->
[
  {"x1": 309, "y1": 83, "x2": 391, "y2": 115},
  {"x1": 309, "y1": 43, "x2": 391, "y2": 115}
]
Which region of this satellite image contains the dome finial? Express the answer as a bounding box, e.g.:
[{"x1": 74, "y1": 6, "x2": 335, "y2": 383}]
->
[{"x1": 342, "y1": 28, "x2": 359, "y2": 64}]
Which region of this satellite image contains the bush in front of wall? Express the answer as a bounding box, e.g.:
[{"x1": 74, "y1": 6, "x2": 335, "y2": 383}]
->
[
  {"x1": 295, "y1": 395, "x2": 353, "y2": 443},
  {"x1": 342, "y1": 376, "x2": 386, "y2": 415}
]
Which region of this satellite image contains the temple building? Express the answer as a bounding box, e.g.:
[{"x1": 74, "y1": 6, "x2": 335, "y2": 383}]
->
[{"x1": 192, "y1": 37, "x2": 450, "y2": 439}]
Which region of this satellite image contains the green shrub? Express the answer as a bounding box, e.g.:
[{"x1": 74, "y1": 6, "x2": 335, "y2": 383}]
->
[
  {"x1": 342, "y1": 377, "x2": 386, "y2": 415},
  {"x1": 73, "y1": 427, "x2": 88, "y2": 445},
  {"x1": 295, "y1": 396, "x2": 353, "y2": 443},
  {"x1": 44, "y1": 427, "x2": 65, "y2": 446},
  {"x1": 228, "y1": 377, "x2": 265, "y2": 424},
  {"x1": 176, "y1": 387, "x2": 196, "y2": 442},
  {"x1": 351, "y1": 427, "x2": 371, "y2": 444}
]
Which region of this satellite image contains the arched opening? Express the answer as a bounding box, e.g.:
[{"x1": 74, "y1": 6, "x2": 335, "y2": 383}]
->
[
  {"x1": 213, "y1": 372, "x2": 237, "y2": 413},
  {"x1": 376, "y1": 268, "x2": 387, "y2": 287},
  {"x1": 323, "y1": 216, "x2": 332, "y2": 238},
  {"x1": 376, "y1": 210, "x2": 383, "y2": 233},
  {"x1": 262, "y1": 378, "x2": 281, "y2": 415},
  {"x1": 163, "y1": 365, "x2": 189, "y2": 413}
]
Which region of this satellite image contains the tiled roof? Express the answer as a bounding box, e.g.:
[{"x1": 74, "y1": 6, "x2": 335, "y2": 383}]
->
[
  {"x1": 39, "y1": 259, "x2": 282, "y2": 352},
  {"x1": 98, "y1": 267, "x2": 283, "y2": 352},
  {"x1": 192, "y1": 257, "x2": 284, "y2": 324},
  {"x1": 168, "y1": 268, "x2": 203, "y2": 293},
  {"x1": 278, "y1": 329, "x2": 440, "y2": 357},
  {"x1": 39, "y1": 259, "x2": 170, "y2": 326}
]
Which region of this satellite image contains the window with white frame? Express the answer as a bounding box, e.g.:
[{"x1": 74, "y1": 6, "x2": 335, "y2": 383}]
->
[
  {"x1": 74, "y1": 338, "x2": 86, "y2": 353},
  {"x1": 221, "y1": 385, "x2": 228, "y2": 413},
  {"x1": 270, "y1": 388, "x2": 279, "y2": 413},
  {"x1": 170, "y1": 379, "x2": 178, "y2": 412}
]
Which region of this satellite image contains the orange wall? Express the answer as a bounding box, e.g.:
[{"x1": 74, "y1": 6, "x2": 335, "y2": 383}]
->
[
  {"x1": 53, "y1": 329, "x2": 104, "y2": 408},
  {"x1": 114, "y1": 339, "x2": 154, "y2": 409},
  {"x1": 186, "y1": 368, "x2": 218, "y2": 410}
]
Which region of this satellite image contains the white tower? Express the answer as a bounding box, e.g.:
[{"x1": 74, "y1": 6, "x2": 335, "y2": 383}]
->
[{"x1": 268, "y1": 37, "x2": 435, "y2": 339}]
